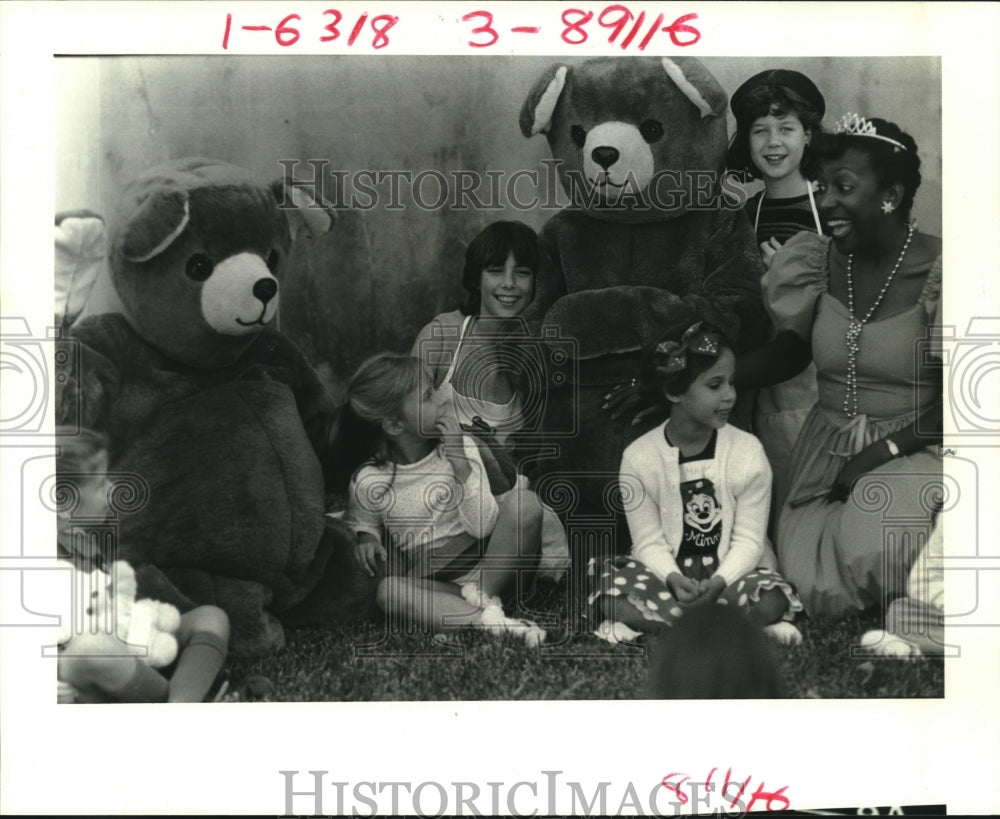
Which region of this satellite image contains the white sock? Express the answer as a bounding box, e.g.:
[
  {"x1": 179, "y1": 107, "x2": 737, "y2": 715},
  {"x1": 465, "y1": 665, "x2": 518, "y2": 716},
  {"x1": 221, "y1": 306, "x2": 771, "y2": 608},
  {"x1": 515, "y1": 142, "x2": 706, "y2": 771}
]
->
[
  {"x1": 593, "y1": 620, "x2": 643, "y2": 645},
  {"x1": 764, "y1": 621, "x2": 803, "y2": 646}
]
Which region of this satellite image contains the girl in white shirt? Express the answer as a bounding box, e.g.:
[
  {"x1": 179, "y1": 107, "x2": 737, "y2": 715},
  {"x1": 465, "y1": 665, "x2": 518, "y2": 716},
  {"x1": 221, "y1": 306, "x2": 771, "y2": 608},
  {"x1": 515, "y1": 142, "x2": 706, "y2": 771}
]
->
[
  {"x1": 342, "y1": 352, "x2": 546, "y2": 645},
  {"x1": 590, "y1": 323, "x2": 802, "y2": 646}
]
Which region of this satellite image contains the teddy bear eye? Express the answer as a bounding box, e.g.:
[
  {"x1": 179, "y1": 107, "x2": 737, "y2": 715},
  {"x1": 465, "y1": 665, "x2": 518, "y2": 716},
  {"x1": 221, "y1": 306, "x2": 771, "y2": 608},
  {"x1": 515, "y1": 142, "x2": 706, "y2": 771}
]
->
[
  {"x1": 266, "y1": 249, "x2": 280, "y2": 273},
  {"x1": 185, "y1": 253, "x2": 215, "y2": 282},
  {"x1": 571, "y1": 125, "x2": 587, "y2": 148},
  {"x1": 639, "y1": 119, "x2": 665, "y2": 144}
]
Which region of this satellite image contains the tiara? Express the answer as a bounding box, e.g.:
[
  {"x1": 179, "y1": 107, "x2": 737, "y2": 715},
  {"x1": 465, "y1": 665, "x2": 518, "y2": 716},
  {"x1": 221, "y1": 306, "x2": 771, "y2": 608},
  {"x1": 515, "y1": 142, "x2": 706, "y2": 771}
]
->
[{"x1": 834, "y1": 113, "x2": 908, "y2": 152}]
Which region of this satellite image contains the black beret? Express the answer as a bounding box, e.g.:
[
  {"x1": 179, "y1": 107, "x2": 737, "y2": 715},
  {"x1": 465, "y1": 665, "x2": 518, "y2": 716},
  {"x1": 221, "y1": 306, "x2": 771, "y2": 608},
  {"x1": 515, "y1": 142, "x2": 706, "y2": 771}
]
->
[{"x1": 730, "y1": 69, "x2": 825, "y2": 119}]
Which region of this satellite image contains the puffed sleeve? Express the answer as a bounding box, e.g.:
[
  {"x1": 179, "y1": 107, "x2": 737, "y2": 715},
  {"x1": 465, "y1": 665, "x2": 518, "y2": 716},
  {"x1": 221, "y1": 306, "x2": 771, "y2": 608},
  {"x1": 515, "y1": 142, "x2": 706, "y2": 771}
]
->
[{"x1": 761, "y1": 231, "x2": 830, "y2": 342}]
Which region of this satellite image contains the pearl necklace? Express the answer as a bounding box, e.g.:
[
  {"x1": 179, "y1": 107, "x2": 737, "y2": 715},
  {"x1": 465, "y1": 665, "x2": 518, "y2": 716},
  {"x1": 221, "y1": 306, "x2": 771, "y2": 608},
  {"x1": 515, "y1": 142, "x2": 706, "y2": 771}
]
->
[{"x1": 843, "y1": 223, "x2": 915, "y2": 418}]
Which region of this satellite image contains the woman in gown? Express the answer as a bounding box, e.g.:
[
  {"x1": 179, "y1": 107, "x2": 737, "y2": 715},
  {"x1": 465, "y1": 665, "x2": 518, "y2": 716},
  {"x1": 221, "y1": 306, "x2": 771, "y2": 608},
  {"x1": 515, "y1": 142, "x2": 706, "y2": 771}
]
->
[{"x1": 738, "y1": 114, "x2": 943, "y2": 617}]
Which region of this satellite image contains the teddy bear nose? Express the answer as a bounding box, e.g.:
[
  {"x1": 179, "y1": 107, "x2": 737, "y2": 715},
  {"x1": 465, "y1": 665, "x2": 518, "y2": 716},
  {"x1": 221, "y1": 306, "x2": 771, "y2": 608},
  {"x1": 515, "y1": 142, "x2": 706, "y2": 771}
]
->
[
  {"x1": 253, "y1": 278, "x2": 278, "y2": 305},
  {"x1": 591, "y1": 146, "x2": 620, "y2": 170}
]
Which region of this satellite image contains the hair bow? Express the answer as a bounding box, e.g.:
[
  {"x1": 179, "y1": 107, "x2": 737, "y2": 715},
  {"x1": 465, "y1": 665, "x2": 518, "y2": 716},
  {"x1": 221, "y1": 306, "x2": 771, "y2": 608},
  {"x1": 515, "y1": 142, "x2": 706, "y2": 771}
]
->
[{"x1": 653, "y1": 322, "x2": 722, "y2": 374}]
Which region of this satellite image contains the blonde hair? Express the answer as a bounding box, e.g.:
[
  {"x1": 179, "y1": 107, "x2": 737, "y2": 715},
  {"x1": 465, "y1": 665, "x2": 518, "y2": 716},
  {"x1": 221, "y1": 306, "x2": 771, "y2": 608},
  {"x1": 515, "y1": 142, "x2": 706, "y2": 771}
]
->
[{"x1": 329, "y1": 353, "x2": 426, "y2": 488}]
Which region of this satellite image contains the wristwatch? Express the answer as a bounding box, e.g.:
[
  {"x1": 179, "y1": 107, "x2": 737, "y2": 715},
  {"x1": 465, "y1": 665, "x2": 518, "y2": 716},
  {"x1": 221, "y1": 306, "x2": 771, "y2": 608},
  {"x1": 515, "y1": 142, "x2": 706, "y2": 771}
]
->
[{"x1": 884, "y1": 438, "x2": 901, "y2": 458}]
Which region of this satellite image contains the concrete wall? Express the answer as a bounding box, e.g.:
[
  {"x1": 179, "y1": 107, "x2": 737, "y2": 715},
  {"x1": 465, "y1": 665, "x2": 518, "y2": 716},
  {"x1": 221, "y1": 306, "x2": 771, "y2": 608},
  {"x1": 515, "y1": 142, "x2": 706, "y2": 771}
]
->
[{"x1": 56, "y1": 55, "x2": 941, "y2": 392}]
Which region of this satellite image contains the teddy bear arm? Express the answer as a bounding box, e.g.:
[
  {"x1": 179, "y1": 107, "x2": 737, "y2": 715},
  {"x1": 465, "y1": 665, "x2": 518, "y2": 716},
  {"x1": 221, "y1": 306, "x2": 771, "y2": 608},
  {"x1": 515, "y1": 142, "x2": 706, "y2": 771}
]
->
[
  {"x1": 260, "y1": 330, "x2": 340, "y2": 459},
  {"x1": 695, "y1": 211, "x2": 772, "y2": 351},
  {"x1": 521, "y1": 230, "x2": 567, "y2": 325}
]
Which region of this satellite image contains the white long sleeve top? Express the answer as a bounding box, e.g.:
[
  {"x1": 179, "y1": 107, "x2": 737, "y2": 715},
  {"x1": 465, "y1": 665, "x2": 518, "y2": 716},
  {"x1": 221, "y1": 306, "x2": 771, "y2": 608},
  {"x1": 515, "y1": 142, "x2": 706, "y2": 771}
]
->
[
  {"x1": 619, "y1": 422, "x2": 772, "y2": 586},
  {"x1": 347, "y1": 435, "x2": 499, "y2": 558}
]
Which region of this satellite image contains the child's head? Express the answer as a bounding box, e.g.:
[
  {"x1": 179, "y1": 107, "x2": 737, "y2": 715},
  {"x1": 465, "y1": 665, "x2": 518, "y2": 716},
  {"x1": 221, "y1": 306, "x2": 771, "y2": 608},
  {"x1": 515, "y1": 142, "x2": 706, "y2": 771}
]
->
[
  {"x1": 646, "y1": 323, "x2": 736, "y2": 430},
  {"x1": 727, "y1": 69, "x2": 825, "y2": 183},
  {"x1": 461, "y1": 220, "x2": 539, "y2": 317},
  {"x1": 55, "y1": 426, "x2": 110, "y2": 524},
  {"x1": 647, "y1": 605, "x2": 783, "y2": 699},
  {"x1": 332, "y1": 353, "x2": 441, "y2": 484}
]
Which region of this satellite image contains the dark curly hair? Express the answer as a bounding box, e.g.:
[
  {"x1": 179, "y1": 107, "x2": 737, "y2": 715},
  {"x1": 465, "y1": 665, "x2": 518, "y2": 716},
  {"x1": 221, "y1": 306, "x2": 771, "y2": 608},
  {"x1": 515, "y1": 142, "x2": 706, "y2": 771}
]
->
[{"x1": 811, "y1": 117, "x2": 922, "y2": 221}]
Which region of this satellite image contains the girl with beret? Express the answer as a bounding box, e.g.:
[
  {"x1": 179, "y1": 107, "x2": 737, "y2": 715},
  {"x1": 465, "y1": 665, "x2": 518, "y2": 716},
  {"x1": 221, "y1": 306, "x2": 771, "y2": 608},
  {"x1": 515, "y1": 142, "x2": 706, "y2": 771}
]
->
[
  {"x1": 737, "y1": 115, "x2": 942, "y2": 617},
  {"x1": 727, "y1": 68, "x2": 827, "y2": 514},
  {"x1": 727, "y1": 68, "x2": 827, "y2": 268}
]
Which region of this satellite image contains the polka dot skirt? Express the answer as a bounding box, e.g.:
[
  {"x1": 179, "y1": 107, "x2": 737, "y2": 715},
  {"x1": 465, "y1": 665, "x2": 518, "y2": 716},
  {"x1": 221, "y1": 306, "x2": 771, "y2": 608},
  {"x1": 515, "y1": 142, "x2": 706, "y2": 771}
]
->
[{"x1": 586, "y1": 557, "x2": 803, "y2": 627}]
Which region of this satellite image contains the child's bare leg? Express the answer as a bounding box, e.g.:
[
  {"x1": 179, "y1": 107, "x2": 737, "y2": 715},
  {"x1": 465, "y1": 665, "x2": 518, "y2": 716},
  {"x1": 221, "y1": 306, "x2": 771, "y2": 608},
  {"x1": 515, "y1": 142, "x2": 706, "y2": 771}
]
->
[
  {"x1": 481, "y1": 486, "x2": 543, "y2": 599},
  {"x1": 377, "y1": 576, "x2": 481, "y2": 633},
  {"x1": 168, "y1": 605, "x2": 230, "y2": 703}
]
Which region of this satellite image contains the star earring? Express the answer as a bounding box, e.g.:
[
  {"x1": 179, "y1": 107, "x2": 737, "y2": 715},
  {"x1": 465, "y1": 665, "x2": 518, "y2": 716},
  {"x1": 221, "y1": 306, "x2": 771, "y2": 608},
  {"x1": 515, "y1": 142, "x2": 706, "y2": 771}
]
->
[{"x1": 881, "y1": 200, "x2": 896, "y2": 214}]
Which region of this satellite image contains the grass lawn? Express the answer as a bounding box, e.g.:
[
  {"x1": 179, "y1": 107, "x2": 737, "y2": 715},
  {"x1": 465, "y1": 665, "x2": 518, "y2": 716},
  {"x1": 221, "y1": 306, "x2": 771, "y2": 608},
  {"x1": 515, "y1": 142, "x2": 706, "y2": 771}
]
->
[{"x1": 220, "y1": 584, "x2": 944, "y2": 702}]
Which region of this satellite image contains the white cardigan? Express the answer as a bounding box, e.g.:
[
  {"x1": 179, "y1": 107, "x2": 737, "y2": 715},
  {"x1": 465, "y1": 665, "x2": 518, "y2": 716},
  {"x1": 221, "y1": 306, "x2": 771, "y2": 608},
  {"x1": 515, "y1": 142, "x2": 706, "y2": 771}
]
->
[{"x1": 620, "y1": 422, "x2": 772, "y2": 586}]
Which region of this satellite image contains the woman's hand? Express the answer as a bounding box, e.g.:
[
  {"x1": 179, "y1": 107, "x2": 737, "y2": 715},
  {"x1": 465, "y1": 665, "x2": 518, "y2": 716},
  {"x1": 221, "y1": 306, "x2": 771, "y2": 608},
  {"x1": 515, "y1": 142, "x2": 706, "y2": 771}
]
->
[
  {"x1": 760, "y1": 237, "x2": 782, "y2": 270},
  {"x1": 827, "y1": 442, "x2": 893, "y2": 503},
  {"x1": 602, "y1": 381, "x2": 668, "y2": 427},
  {"x1": 666, "y1": 572, "x2": 701, "y2": 604},
  {"x1": 354, "y1": 533, "x2": 386, "y2": 577}
]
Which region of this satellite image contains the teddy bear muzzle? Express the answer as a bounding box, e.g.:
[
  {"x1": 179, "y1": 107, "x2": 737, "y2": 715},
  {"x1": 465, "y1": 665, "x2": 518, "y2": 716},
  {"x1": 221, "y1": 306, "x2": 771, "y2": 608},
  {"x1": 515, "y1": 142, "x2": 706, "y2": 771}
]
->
[{"x1": 200, "y1": 251, "x2": 280, "y2": 335}]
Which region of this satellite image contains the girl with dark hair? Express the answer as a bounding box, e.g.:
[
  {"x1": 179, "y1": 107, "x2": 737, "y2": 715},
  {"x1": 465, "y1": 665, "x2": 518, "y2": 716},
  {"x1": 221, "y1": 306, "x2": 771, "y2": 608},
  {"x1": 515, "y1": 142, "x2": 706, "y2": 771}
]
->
[
  {"x1": 412, "y1": 220, "x2": 538, "y2": 447},
  {"x1": 410, "y1": 221, "x2": 570, "y2": 585},
  {"x1": 737, "y1": 115, "x2": 943, "y2": 618},
  {"x1": 589, "y1": 323, "x2": 802, "y2": 646},
  {"x1": 728, "y1": 69, "x2": 826, "y2": 266},
  {"x1": 727, "y1": 69, "x2": 827, "y2": 520}
]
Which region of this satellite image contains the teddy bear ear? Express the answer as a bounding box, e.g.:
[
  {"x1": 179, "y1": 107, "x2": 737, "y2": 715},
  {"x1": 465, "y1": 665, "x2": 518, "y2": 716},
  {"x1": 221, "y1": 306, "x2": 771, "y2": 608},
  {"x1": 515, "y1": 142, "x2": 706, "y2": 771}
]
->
[
  {"x1": 270, "y1": 179, "x2": 338, "y2": 243},
  {"x1": 121, "y1": 190, "x2": 190, "y2": 263},
  {"x1": 660, "y1": 57, "x2": 728, "y2": 120},
  {"x1": 520, "y1": 64, "x2": 569, "y2": 137}
]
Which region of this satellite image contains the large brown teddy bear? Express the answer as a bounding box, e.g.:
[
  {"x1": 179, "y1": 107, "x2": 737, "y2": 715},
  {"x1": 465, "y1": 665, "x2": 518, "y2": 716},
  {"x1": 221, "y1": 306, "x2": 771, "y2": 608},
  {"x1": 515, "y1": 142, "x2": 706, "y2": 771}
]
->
[
  {"x1": 57, "y1": 158, "x2": 370, "y2": 658},
  {"x1": 519, "y1": 57, "x2": 769, "y2": 554}
]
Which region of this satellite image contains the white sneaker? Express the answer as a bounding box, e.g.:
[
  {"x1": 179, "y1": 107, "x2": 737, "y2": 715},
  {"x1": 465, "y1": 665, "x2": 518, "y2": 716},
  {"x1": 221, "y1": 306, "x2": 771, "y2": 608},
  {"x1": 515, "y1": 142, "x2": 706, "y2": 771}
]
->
[
  {"x1": 859, "y1": 629, "x2": 922, "y2": 657},
  {"x1": 593, "y1": 620, "x2": 643, "y2": 645}
]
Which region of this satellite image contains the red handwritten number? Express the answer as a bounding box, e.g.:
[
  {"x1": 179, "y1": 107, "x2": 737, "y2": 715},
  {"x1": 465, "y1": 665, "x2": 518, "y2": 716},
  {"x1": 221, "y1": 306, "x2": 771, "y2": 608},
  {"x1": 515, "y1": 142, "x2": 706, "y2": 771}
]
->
[
  {"x1": 597, "y1": 5, "x2": 632, "y2": 42},
  {"x1": 348, "y1": 12, "x2": 368, "y2": 45},
  {"x1": 664, "y1": 13, "x2": 700, "y2": 46},
  {"x1": 321, "y1": 9, "x2": 342, "y2": 41},
  {"x1": 638, "y1": 12, "x2": 664, "y2": 50},
  {"x1": 462, "y1": 11, "x2": 499, "y2": 48},
  {"x1": 370, "y1": 15, "x2": 398, "y2": 49},
  {"x1": 275, "y1": 14, "x2": 301, "y2": 46},
  {"x1": 745, "y1": 782, "x2": 790, "y2": 813},
  {"x1": 222, "y1": 13, "x2": 232, "y2": 49},
  {"x1": 561, "y1": 9, "x2": 593, "y2": 44},
  {"x1": 660, "y1": 773, "x2": 690, "y2": 805}
]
